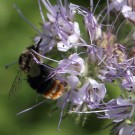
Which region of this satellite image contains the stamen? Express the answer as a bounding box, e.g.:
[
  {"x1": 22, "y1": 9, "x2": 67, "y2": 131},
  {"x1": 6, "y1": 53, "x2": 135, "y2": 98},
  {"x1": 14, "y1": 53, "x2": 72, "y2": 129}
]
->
[
  {"x1": 93, "y1": 0, "x2": 101, "y2": 14},
  {"x1": 16, "y1": 99, "x2": 49, "y2": 115},
  {"x1": 57, "y1": 91, "x2": 70, "y2": 131},
  {"x1": 115, "y1": 19, "x2": 126, "y2": 38},
  {"x1": 41, "y1": 0, "x2": 54, "y2": 15},
  {"x1": 13, "y1": 4, "x2": 41, "y2": 34},
  {"x1": 109, "y1": 11, "x2": 121, "y2": 32},
  {"x1": 38, "y1": 0, "x2": 46, "y2": 24},
  {"x1": 68, "y1": 109, "x2": 109, "y2": 114},
  {"x1": 31, "y1": 49, "x2": 59, "y2": 63},
  {"x1": 90, "y1": 0, "x2": 93, "y2": 12}
]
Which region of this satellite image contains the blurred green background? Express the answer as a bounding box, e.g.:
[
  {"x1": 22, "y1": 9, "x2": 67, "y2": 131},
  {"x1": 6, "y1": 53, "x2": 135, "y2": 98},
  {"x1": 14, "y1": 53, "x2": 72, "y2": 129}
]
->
[{"x1": 0, "y1": 0, "x2": 112, "y2": 135}]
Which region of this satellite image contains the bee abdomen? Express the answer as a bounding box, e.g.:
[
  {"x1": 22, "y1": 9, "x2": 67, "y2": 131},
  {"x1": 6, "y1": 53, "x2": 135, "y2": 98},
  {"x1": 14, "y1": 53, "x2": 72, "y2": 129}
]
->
[
  {"x1": 27, "y1": 75, "x2": 54, "y2": 94},
  {"x1": 43, "y1": 80, "x2": 65, "y2": 100},
  {"x1": 27, "y1": 75, "x2": 65, "y2": 100}
]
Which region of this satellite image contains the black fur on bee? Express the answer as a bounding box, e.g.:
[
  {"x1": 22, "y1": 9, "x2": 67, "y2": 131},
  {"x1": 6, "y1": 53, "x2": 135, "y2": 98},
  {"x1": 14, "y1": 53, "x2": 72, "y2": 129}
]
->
[{"x1": 10, "y1": 38, "x2": 65, "y2": 100}]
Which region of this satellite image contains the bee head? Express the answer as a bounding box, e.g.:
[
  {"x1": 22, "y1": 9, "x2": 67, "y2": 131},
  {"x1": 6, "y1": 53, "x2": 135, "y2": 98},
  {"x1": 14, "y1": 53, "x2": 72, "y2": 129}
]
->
[
  {"x1": 18, "y1": 38, "x2": 43, "y2": 74},
  {"x1": 18, "y1": 51, "x2": 33, "y2": 74}
]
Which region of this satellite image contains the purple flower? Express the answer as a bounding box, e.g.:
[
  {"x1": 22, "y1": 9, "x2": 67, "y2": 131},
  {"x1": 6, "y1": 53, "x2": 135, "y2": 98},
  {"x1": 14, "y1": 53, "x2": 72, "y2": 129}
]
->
[
  {"x1": 110, "y1": 0, "x2": 135, "y2": 24},
  {"x1": 58, "y1": 53, "x2": 85, "y2": 75},
  {"x1": 103, "y1": 98, "x2": 135, "y2": 122},
  {"x1": 121, "y1": 5, "x2": 135, "y2": 23},
  {"x1": 35, "y1": 0, "x2": 81, "y2": 53},
  {"x1": 87, "y1": 46, "x2": 103, "y2": 64},
  {"x1": 109, "y1": 0, "x2": 127, "y2": 11},
  {"x1": 87, "y1": 79, "x2": 106, "y2": 109},
  {"x1": 57, "y1": 78, "x2": 106, "y2": 111},
  {"x1": 67, "y1": 75, "x2": 80, "y2": 89},
  {"x1": 122, "y1": 70, "x2": 135, "y2": 92},
  {"x1": 17, "y1": 0, "x2": 135, "y2": 132},
  {"x1": 84, "y1": 12, "x2": 102, "y2": 41},
  {"x1": 111, "y1": 120, "x2": 135, "y2": 135},
  {"x1": 34, "y1": 0, "x2": 135, "y2": 131},
  {"x1": 119, "y1": 122, "x2": 135, "y2": 135}
]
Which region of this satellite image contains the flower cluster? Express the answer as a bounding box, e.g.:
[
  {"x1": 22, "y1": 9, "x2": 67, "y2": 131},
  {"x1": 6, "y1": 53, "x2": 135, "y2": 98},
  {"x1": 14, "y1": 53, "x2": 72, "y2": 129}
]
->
[{"x1": 22, "y1": 0, "x2": 135, "y2": 134}]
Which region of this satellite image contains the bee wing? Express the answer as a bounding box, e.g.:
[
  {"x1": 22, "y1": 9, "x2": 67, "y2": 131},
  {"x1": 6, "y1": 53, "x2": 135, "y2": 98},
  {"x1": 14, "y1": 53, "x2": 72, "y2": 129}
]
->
[{"x1": 9, "y1": 69, "x2": 22, "y2": 99}]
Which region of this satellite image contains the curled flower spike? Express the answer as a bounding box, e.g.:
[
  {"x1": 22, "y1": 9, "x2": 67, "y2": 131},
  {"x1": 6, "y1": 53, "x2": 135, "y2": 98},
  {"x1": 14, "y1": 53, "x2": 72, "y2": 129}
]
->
[{"x1": 13, "y1": 0, "x2": 135, "y2": 133}]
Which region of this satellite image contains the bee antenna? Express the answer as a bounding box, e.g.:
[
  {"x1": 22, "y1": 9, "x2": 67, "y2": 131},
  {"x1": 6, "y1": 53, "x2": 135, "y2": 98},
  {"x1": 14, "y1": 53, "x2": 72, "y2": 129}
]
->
[
  {"x1": 16, "y1": 99, "x2": 49, "y2": 115},
  {"x1": 5, "y1": 61, "x2": 17, "y2": 69}
]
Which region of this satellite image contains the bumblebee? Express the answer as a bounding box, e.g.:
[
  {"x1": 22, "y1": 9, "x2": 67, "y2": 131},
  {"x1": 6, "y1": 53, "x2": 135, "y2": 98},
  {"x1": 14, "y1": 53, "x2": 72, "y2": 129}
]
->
[{"x1": 10, "y1": 39, "x2": 65, "y2": 100}]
